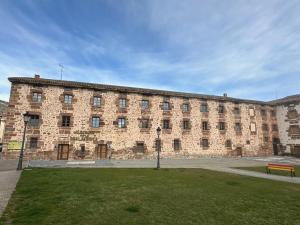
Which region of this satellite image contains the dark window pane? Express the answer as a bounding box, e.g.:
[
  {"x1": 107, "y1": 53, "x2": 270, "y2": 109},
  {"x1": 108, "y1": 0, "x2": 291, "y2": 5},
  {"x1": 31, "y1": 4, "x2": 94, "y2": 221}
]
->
[
  {"x1": 163, "y1": 102, "x2": 170, "y2": 110},
  {"x1": 64, "y1": 95, "x2": 72, "y2": 104},
  {"x1": 119, "y1": 99, "x2": 126, "y2": 108},
  {"x1": 183, "y1": 120, "x2": 190, "y2": 129},
  {"x1": 182, "y1": 104, "x2": 189, "y2": 112},
  {"x1": 30, "y1": 138, "x2": 38, "y2": 149},
  {"x1": 174, "y1": 139, "x2": 180, "y2": 151},
  {"x1": 62, "y1": 116, "x2": 71, "y2": 127},
  {"x1": 163, "y1": 120, "x2": 170, "y2": 129},
  {"x1": 118, "y1": 118, "x2": 126, "y2": 128},
  {"x1": 219, "y1": 122, "x2": 225, "y2": 130},
  {"x1": 141, "y1": 119, "x2": 149, "y2": 128},
  {"x1": 218, "y1": 105, "x2": 225, "y2": 113},
  {"x1": 202, "y1": 139, "x2": 209, "y2": 148},
  {"x1": 200, "y1": 103, "x2": 208, "y2": 112},
  {"x1": 92, "y1": 117, "x2": 100, "y2": 128},
  {"x1": 93, "y1": 97, "x2": 101, "y2": 107},
  {"x1": 29, "y1": 115, "x2": 39, "y2": 127},
  {"x1": 32, "y1": 92, "x2": 42, "y2": 102},
  {"x1": 136, "y1": 143, "x2": 145, "y2": 153},
  {"x1": 141, "y1": 100, "x2": 149, "y2": 110},
  {"x1": 202, "y1": 121, "x2": 208, "y2": 130}
]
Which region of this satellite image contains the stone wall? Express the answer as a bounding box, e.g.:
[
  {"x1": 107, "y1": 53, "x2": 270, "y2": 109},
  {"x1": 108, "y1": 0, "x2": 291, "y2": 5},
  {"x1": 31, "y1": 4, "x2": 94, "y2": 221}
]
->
[{"x1": 3, "y1": 80, "x2": 278, "y2": 160}]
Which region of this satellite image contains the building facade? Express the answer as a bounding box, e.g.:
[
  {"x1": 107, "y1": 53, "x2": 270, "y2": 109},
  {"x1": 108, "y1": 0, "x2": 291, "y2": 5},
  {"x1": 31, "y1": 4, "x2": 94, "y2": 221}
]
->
[{"x1": 2, "y1": 75, "x2": 299, "y2": 160}]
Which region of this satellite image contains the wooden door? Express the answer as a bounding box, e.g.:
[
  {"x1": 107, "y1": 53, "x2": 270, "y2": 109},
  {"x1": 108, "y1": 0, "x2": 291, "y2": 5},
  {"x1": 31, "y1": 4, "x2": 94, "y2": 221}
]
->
[
  {"x1": 57, "y1": 144, "x2": 69, "y2": 160},
  {"x1": 236, "y1": 147, "x2": 242, "y2": 157},
  {"x1": 272, "y1": 138, "x2": 280, "y2": 155},
  {"x1": 96, "y1": 144, "x2": 108, "y2": 159}
]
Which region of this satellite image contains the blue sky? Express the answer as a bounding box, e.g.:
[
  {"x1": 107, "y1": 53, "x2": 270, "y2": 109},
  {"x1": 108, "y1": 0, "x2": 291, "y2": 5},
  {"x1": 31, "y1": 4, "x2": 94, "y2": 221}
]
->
[{"x1": 0, "y1": 0, "x2": 299, "y2": 102}]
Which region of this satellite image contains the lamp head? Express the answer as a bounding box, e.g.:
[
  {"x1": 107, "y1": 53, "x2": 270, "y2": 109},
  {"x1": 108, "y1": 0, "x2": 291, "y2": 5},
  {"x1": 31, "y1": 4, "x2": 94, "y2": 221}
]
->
[
  {"x1": 156, "y1": 127, "x2": 161, "y2": 136},
  {"x1": 23, "y1": 112, "x2": 31, "y2": 123}
]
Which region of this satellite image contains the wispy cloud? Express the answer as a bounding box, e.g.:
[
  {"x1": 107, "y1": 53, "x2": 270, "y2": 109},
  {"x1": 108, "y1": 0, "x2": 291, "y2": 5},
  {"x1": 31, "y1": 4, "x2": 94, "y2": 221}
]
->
[{"x1": 0, "y1": 0, "x2": 299, "y2": 102}]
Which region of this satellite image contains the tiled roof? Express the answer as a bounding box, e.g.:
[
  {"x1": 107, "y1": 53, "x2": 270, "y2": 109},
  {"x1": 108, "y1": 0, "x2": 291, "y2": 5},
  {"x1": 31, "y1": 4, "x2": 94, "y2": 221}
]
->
[
  {"x1": 268, "y1": 94, "x2": 300, "y2": 105},
  {"x1": 7, "y1": 76, "x2": 286, "y2": 105}
]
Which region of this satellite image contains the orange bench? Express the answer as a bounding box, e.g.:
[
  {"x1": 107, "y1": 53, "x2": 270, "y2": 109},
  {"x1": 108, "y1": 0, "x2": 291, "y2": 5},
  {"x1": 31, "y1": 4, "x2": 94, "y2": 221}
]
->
[{"x1": 266, "y1": 163, "x2": 296, "y2": 177}]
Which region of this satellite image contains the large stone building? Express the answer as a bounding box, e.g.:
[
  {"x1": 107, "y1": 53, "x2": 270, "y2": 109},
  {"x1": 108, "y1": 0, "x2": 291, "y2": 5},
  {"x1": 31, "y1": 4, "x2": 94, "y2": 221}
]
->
[{"x1": 1, "y1": 75, "x2": 299, "y2": 160}]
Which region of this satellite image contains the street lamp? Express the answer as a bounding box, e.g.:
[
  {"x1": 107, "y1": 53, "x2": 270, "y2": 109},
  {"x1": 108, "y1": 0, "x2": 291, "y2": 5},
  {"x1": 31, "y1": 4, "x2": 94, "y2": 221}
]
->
[
  {"x1": 17, "y1": 112, "x2": 31, "y2": 170},
  {"x1": 156, "y1": 127, "x2": 161, "y2": 169}
]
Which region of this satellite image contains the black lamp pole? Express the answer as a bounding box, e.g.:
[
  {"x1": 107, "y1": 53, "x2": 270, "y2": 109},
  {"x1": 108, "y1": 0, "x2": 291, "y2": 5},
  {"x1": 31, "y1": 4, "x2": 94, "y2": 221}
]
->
[
  {"x1": 17, "y1": 112, "x2": 30, "y2": 171},
  {"x1": 156, "y1": 127, "x2": 161, "y2": 169}
]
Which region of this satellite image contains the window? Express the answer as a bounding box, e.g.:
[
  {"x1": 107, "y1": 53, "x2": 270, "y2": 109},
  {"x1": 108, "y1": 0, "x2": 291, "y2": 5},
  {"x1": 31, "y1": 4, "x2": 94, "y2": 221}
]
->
[
  {"x1": 182, "y1": 103, "x2": 189, "y2": 112},
  {"x1": 183, "y1": 120, "x2": 190, "y2": 130},
  {"x1": 202, "y1": 138, "x2": 209, "y2": 148},
  {"x1": 29, "y1": 115, "x2": 39, "y2": 127},
  {"x1": 261, "y1": 109, "x2": 266, "y2": 116},
  {"x1": 118, "y1": 118, "x2": 126, "y2": 128},
  {"x1": 92, "y1": 117, "x2": 100, "y2": 128},
  {"x1": 141, "y1": 119, "x2": 149, "y2": 129},
  {"x1": 93, "y1": 96, "x2": 101, "y2": 107},
  {"x1": 200, "y1": 103, "x2": 208, "y2": 112},
  {"x1": 64, "y1": 95, "x2": 73, "y2": 104},
  {"x1": 163, "y1": 102, "x2": 170, "y2": 111},
  {"x1": 141, "y1": 100, "x2": 149, "y2": 110},
  {"x1": 235, "y1": 123, "x2": 241, "y2": 132},
  {"x1": 30, "y1": 137, "x2": 38, "y2": 149},
  {"x1": 136, "y1": 142, "x2": 145, "y2": 153},
  {"x1": 62, "y1": 116, "x2": 71, "y2": 127},
  {"x1": 218, "y1": 105, "x2": 225, "y2": 113},
  {"x1": 225, "y1": 140, "x2": 232, "y2": 148},
  {"x1": 80, "y1": 145, "x2": 85, "y2": 153},
  {"x1": 264, "y1": 136, "x2": 269, "y2": 143},
  {"x1": 163, "y1": 119, "x2": 170, "y2": 129},
  {"x1": 249, "y1": 108, "x2": 255, "y2": 117},
  {"x1": 119, "y1": 98, "x2": 127, "y2": 108},
  {"x1": 271, "y1": 110, "x2": 276, "y2": 117},
  {"x1": 202, "y1": 121, "x2": 209, "y2": 130},
  {"x1": 234, "y1": 107, "x2": 240, "y2": 114},
  {"x1": 262, "y1": 123, "x2": 269, "y2": 131},
  {"x1": 32, "y1": 92, "x2": 42, "y2": 102},
  {"x1": 174, "y1": 139, "x2": 180, "y2": 151},
  {"x1": 219, "y1": 122, "x2": 225, "y2": 130},
  {"x1": 250, "y1": 122, "x2": 256, "y2": 132},
  {"x1": 272, "y1": 124, "x2": 278, "y2": 131}
]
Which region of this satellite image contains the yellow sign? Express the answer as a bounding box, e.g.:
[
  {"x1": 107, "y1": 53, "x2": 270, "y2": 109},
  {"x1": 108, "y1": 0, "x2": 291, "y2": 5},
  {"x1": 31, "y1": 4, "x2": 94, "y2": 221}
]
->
[{"x1": 8, "y1": 141, "x2": 22, "y2": 150}]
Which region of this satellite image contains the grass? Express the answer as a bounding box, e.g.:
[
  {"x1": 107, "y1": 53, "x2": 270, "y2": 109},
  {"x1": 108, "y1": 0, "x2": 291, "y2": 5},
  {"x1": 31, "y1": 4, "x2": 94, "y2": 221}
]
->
[
  {"x1": 235, "y1": 166, "x2": 300, "y2": 177},
  {"x1": 0, "y1": 168, "x2": 300, "y2": 225}
]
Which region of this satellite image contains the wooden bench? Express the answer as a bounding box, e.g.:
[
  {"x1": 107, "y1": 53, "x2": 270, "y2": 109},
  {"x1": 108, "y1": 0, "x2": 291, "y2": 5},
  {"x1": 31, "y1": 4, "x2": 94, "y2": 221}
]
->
[{"x1": 266, "y1": 163, "x2": 296, "y2": 177}]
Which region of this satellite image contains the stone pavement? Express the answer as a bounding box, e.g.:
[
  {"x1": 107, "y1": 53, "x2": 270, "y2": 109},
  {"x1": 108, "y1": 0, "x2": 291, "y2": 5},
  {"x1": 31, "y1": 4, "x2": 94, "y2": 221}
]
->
[
  {"x1": 0, "y1": 160, "x2": 22, "y2": 216},
  {"x1": 29, "y1": 156, "x2": 300, "y2": 184}
]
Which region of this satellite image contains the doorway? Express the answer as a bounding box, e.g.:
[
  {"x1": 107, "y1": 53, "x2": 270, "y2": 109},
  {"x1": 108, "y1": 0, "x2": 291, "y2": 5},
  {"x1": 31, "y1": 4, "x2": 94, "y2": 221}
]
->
[
  {"x1": 272, "y1": 138, "x2": 280, "y2": 155},
  {"x1": 57, "y1": 144, "x2": 69, "y2": 160},
  {"x1": 96, "y1": 144, "x2": 108, "y2": 159}
]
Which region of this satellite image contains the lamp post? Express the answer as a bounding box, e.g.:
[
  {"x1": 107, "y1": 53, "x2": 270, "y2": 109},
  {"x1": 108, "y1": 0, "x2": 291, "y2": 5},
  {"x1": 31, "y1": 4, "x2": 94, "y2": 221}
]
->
[
  {"x1": 156, "y1": 127, "x2": 161, "y2": 169},
  {"x1": 17, "y1": 112, "x2": 30, "y2": 171}
]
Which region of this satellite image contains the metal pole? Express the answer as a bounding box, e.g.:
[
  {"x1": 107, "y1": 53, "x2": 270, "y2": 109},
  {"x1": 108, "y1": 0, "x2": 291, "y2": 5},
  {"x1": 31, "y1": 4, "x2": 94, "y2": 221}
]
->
[
  {"x1": 17, "y1": 122, "x2": 27, "y2": 170},
  {"x1": 157, "y1": 134, "x2": 160, "y2": 169}
]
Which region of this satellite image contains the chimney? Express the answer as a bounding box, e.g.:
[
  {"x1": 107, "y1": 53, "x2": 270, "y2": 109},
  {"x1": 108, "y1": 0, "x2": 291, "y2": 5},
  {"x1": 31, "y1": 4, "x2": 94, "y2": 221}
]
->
[
  {"x1": 223, "y1": 93, "x2": 227, "y2": 97},
  {"x1": 34, "y1": 74, "x2": 40, "y2": 79}
]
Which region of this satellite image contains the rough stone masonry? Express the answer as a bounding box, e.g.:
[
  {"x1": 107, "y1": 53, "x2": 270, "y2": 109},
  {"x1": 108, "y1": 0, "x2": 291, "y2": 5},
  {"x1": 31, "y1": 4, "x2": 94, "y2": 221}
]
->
[{"x1": 1, "y1": 75, "x2": 300, "y2": 160}]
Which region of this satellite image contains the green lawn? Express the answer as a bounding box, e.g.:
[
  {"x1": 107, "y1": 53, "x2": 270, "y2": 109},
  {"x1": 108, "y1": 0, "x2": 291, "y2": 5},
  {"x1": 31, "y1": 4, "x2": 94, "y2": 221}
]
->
[
  {"x1": 235, "y1": 166, "x2": 300, "y2": 177},
  {"x1": 1, "y1": 168, "x2": 300, "y2": 225}
]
